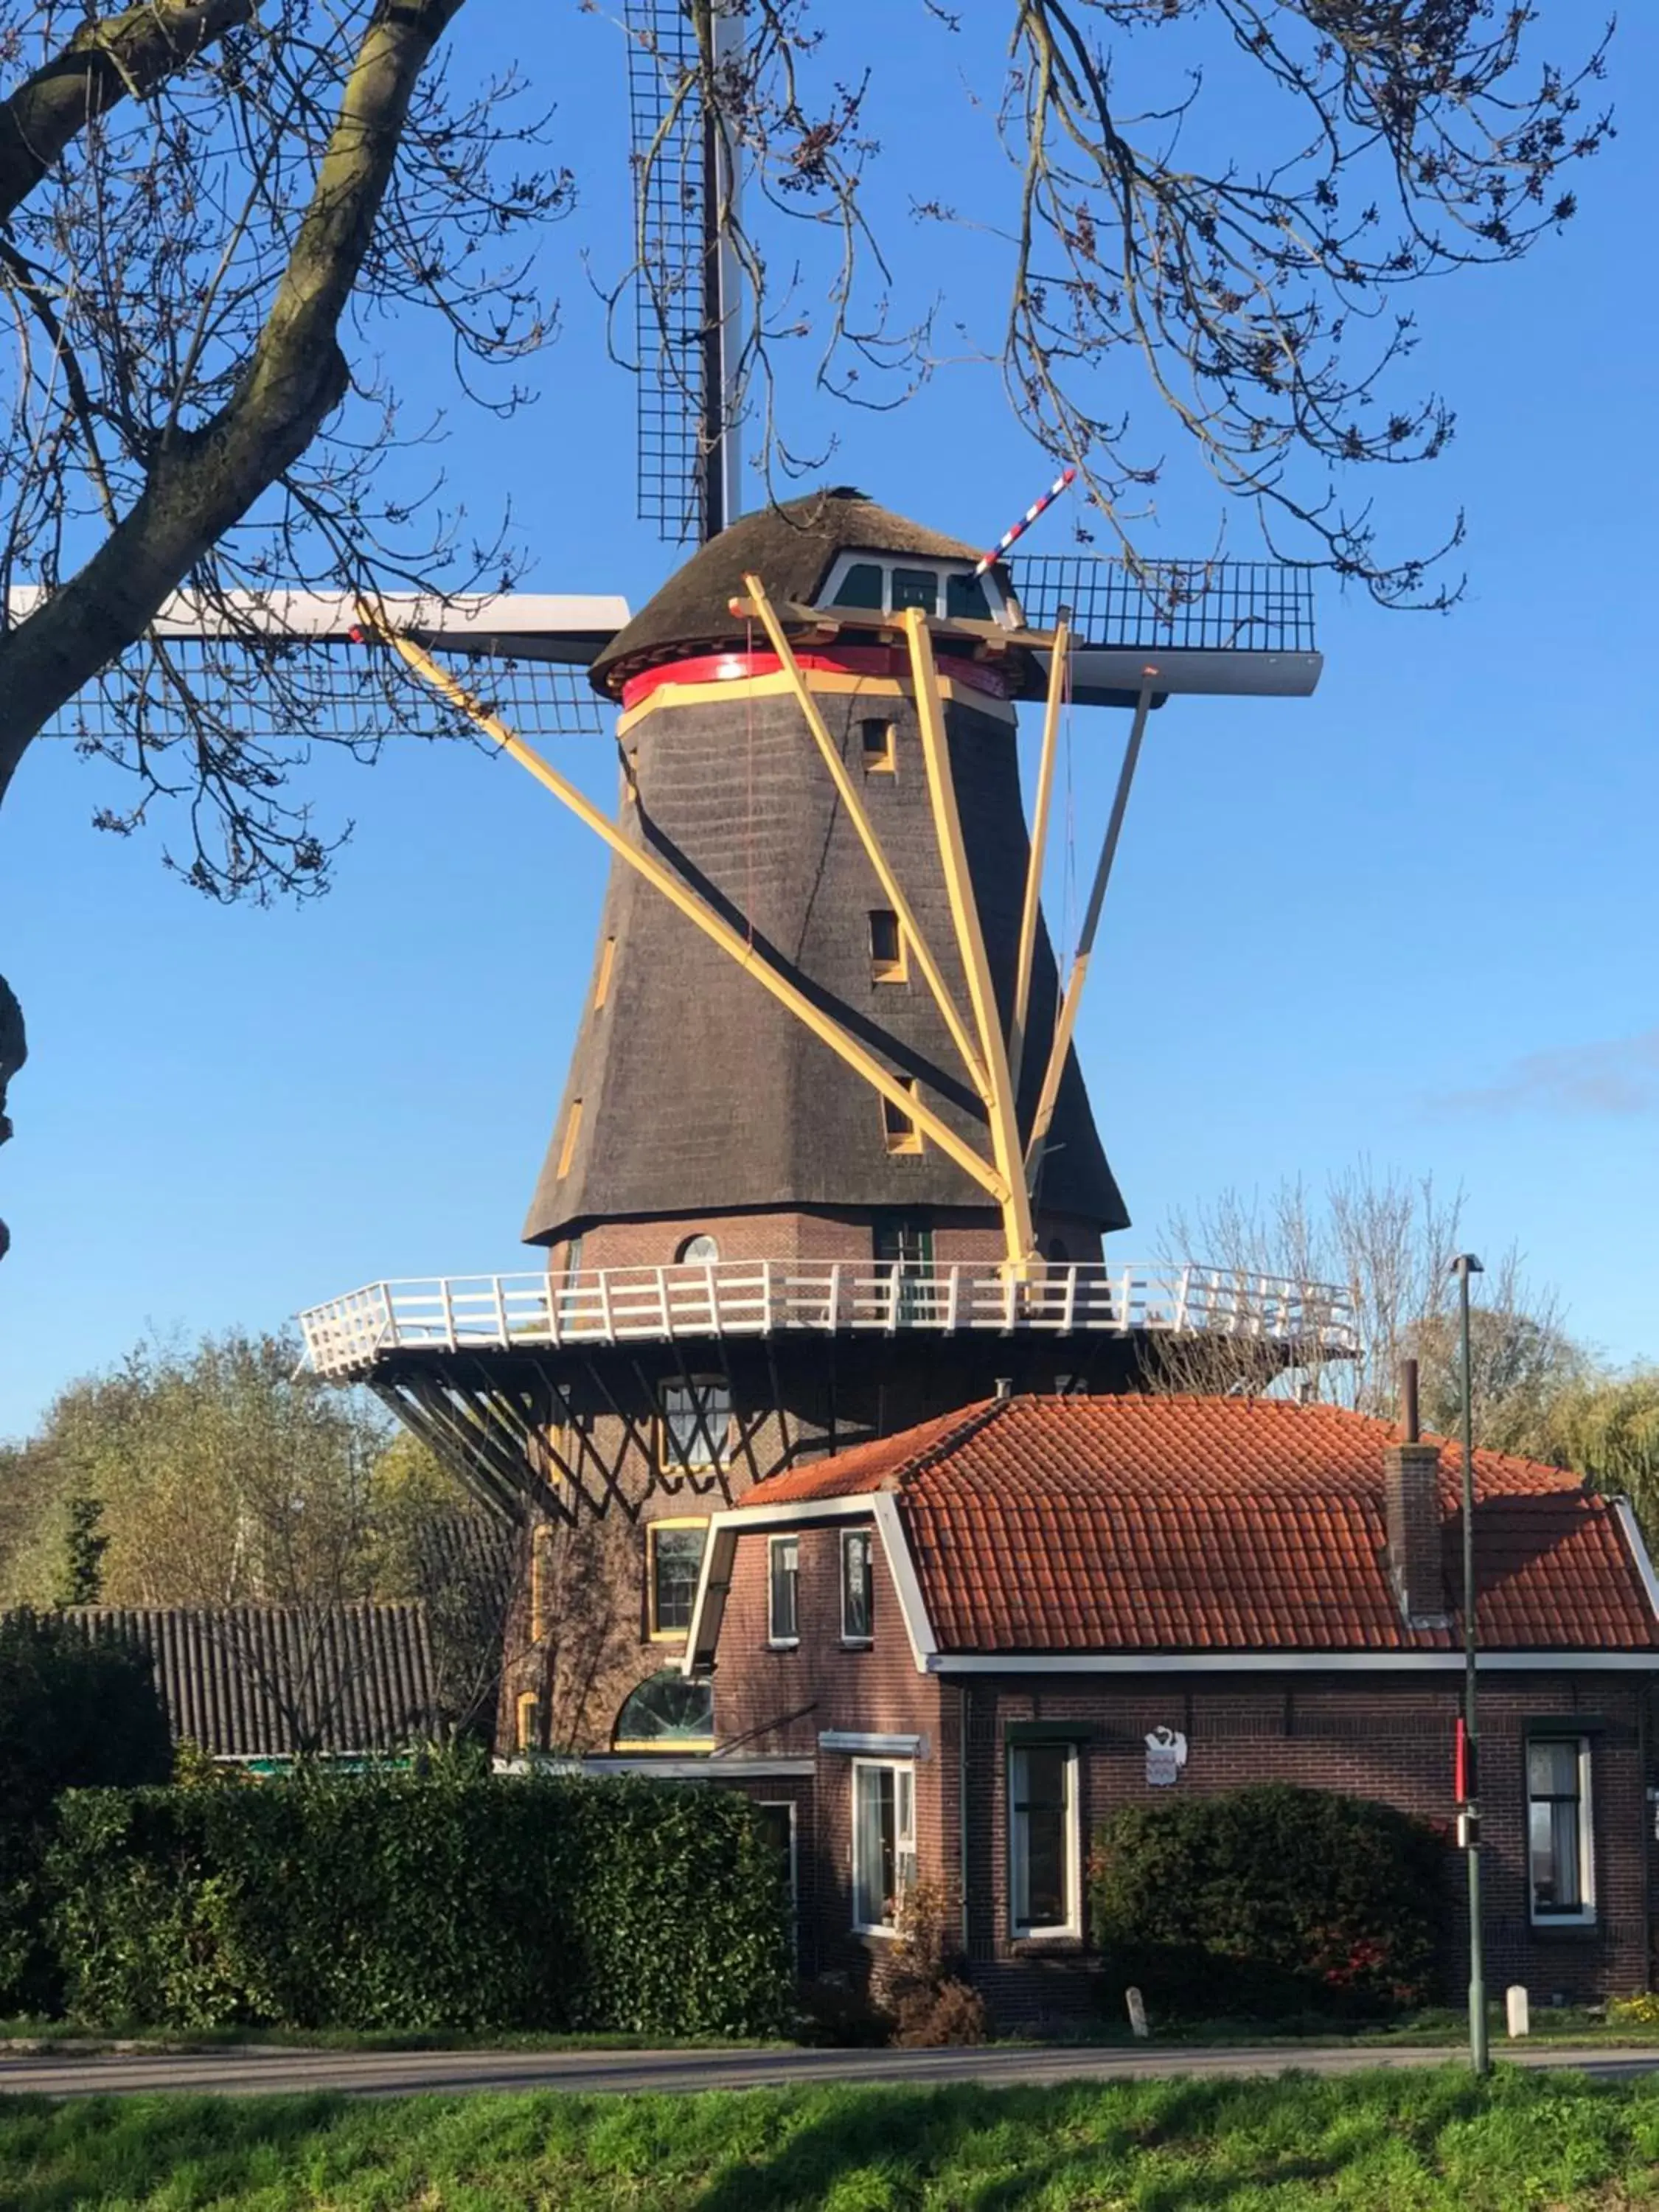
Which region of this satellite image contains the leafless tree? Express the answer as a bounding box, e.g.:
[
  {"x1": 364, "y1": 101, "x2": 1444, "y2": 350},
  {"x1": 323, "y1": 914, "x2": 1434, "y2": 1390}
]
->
[
  {"x1": 1158, "y1": 1160, "x2": 1585, "y2": 1446},
  {"x1": 636, "y1": 2, "x2": 1610, "y2": 601},
  {"x1": 0, "y1": 0, "x2": 566, "y2": 1245}
]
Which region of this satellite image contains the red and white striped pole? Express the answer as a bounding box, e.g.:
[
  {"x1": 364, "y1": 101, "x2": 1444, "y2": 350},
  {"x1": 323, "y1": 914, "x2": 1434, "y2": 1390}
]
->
[{"x1": 973, "y1": 465, "x2": 1077, "y2": 577}]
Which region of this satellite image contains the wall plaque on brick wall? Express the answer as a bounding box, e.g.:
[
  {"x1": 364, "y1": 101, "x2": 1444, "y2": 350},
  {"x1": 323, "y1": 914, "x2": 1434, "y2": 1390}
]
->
[{"x1": 1144, "y1": 1727, "x2": 1188, "y2": 1787}]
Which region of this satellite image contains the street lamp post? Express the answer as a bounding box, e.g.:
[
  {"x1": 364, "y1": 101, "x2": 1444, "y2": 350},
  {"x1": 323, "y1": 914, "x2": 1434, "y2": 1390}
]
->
[{"x1": 1451, "y1": 1251, "x2": 1488, "y2": 2078}]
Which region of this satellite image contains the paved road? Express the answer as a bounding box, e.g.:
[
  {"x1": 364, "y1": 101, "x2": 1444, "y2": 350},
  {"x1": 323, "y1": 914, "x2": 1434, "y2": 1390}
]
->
[{"x1": 5, "y1": 2040, "x2": 1659, "y2": 2100}]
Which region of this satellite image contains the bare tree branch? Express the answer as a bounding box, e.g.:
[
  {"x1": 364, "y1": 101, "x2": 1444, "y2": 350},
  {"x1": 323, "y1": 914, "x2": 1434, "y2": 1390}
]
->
[{"x1": 0, "y1": 0, "x2": 253, "y2": 218}]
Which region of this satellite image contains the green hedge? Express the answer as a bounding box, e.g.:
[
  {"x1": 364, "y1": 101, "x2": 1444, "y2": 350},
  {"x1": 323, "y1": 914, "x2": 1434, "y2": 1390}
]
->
[
  {"x1": 0, "y1": 1613, "x2": 172, "y2": 2014},
  {"x1": 1088, "y1": 1782, "x2": 1445, "y2": 2020},
  {"x1": 47, "y1": 1764, "x2": 790, "y2": 2035}
]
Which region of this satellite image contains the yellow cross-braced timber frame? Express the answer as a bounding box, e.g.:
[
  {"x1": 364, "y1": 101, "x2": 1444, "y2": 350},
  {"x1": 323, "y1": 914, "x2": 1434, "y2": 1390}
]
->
[
  {"x1": 363, "y1": 610, "x2": 1011, "y2": 1206},
  {"x1": 902, "y1": 608, "x2": 1038, "y2": 1273},
  {"x1": 1023, "y1": 677, "x2": 1155, "y2": 1189},
  {"x1": 1008, "y1": 613, "x2": 1070, "y2": 1096},
  {"x1": 740, "y1": 571, "x2": 990, "y2": 1100}
]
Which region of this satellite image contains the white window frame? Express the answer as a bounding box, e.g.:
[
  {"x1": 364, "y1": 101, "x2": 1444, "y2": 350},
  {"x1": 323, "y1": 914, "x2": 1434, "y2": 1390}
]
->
[
  {"x1": 817, "y1": 551, "x2": 1015, "y2": 628},
  {"x1": 851, "y1": 1757, "x2": 916, "y2": 1937},
  {"x1": 1526, "y1": 1733, "x2": 1596, "y2": 1927},
  {"x1": 1008, "y1": 1742, "x2": 1081, "y2": 1940},
  {"x1": 658, "y1": 1375, "x2": 732, "y2": 1473},
  {"x1": 768, "y1": 1533, "x2": 800, "y2": 1648},
  {"x1": 841, "y1": 1527, "x2": 874, "y2": 1646}
]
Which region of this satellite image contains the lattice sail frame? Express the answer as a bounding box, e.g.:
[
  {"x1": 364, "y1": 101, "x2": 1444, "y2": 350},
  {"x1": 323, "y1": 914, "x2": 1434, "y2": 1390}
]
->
[
  {"x1": 623, "y1": 0, "x2": 744, "y2": 546},
  {"x1": 29, "y1": 590, "x2": 629, "y2": 749}
]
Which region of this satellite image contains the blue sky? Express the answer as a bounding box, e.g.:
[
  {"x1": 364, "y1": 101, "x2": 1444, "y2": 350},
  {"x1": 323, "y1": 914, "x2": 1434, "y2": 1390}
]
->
[{"x1": 2, "y1": 2, "x2": 1654, "y2": 1439}]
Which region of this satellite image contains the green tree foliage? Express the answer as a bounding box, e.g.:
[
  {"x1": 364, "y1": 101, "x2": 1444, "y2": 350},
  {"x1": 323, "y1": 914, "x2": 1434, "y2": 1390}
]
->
[
  {"x1": 1544, "y1": 1370, "x2": 1659, "y2": 1543},
  {"x1": 0, "y1": 1612, "x2": 171, "y2": 2010},
  {"x1": 1408, "y1": 1305, "x2": 1591, "y2": 1463},
  {"x1": 1088, "y1": 1784, "x2": 1445, "y2": 2022},
  {"x1": 49, "y1": 1760, "x2": 790, "y2": 2037},
  {"x1": 1, "y1": 1329, "x2": 468, "y2": 1611},
  {"x1": 52, "y1": 1498, "x2": 107, "y2": 1608}
]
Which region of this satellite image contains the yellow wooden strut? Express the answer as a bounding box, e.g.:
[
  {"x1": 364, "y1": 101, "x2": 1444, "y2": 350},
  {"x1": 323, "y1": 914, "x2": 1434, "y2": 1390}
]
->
[
  {"x1": 902, "y1": 608, "x2": 1038, "y2": 1273},
  {"x1": 740, "y1": 571, "x2": 990, "y2": 1101},
  {"x1": 1025, "y1": 677, "x2": 1155, "y2": 1187},
  {"x1": 1008, "y1": 613, "x2": 1069, "y2": 1096},
  {"x1": 364, "y1": 610, "x2": 1011, "y2": 1206}
]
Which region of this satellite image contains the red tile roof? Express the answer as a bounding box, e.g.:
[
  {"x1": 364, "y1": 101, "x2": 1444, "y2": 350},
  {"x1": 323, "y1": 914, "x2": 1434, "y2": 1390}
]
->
[{"x1": 740, "y1": 1395, "x2": 1659, "y2": 1656}]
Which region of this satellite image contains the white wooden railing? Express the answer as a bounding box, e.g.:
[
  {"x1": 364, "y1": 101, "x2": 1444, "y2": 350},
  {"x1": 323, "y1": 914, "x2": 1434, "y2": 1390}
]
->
[{"x1": 296, "y1": 1261, "x2": 1357, "y2": 1377}]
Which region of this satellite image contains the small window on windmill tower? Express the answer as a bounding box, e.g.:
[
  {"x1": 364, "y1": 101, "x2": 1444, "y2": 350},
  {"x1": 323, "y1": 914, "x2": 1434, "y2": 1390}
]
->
[
  {"x1": 883, "y1": 1080, "x2": 923, "y2": 1155},
  {"x1": 831, "y1": 561, "x2": 885, "y2": 610},
  {"x1": 556, "y1": 1099, "x2": 583, "y2": 1180},
  {"x1": 594, "y1": 936, "x2": 616, "y2": 1009},
  {"x1": 869, "y1": 910, "x2": 906, "y2": 984},
  {"x1": 891, "y1": 568, "x2": 939, "y2": 613},
  {"x1": 945, "y1": 571, "x2": 993, "y2": 621},
  {"x1": 860, "y1": 718, "x2": 896, "y2": 774}
]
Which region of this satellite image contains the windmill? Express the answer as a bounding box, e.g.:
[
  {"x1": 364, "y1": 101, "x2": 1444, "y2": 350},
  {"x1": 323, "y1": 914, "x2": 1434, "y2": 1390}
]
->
[{"x1": 34, "y1": 8, "x2": 1348, "y2": 1756}]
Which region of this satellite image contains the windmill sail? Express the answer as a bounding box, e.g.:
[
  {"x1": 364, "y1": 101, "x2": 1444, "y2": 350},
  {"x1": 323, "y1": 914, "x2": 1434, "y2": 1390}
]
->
[{"x1": 625, "y1": 0, "x2": 742, "y2": 546}]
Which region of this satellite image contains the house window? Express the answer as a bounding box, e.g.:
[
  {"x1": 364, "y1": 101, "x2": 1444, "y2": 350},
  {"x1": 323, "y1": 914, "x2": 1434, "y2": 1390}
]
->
[
  {"x1": 612, "y1": 1670, "x2": 714, "y2": 1752},
  {"x1": 515, "y1": 1691, "x2": 540, "y2": 1753},
  {"x1": 1009, "y1": 1743, "x2": 1079, "y2": 1937},
  {"x1": 768, "y1": 1534, "x2": 799, "y2": 1644},
  {"x1": 891, "y1": 566, "x2": 939, "y2": 613},
  {"x1": 841, "y1": 1528, "x2": 874, "y2": 1644},
  {"x1": 882, "y1": 1080, "x2": 922, "y2": 1155},
  {"x1": 1528, "y1": 1736, "x2": 1596, "y2": 1924},
  {"x1": 594, "y1": 935, "x2": 616, "y2": 1008},
  {"x1": 658, "y1": 1378, "x2": 731, "y2": 1472},
  {"x1": 860, "y1": 717, "x2": 896, "y2": 773},
  {"x1": 648, "y1": 1520, "x2": 707, "y2": 1638},
  {"x1": 869, "y1": 909, "x2": 906, "y2": 984},
  {"x1": 556, "y1": 1098, "x2": 582, "y2": 1180},
  {"x1": 676, "y1": 1232, "x2": 720, "y2": 1265},
  {"x1": 852, "y1": 1760, "x2": 915, "y2": 1934}
]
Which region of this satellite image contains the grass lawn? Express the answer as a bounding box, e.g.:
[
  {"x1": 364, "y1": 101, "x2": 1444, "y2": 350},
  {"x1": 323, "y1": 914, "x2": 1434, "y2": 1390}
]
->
[{"x1": 4, "y1": 2066, "x2": 1659, "y2": 2209}]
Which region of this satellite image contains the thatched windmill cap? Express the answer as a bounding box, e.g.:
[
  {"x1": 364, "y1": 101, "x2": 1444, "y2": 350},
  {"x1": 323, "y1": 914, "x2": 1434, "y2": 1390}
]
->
[{"x1": 590, "y1": 487, "x2": 1004, "y2": 698}]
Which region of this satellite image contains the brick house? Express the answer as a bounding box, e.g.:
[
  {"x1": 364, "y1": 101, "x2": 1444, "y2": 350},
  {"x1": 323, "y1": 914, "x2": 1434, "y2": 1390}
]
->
[{"x1": 681, "y1": 1394, "x2": 1659, "y2": 2018}]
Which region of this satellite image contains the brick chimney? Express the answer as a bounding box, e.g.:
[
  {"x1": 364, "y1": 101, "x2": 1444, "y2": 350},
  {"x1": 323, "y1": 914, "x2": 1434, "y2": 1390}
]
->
[{"x1": 1384, "y1": 1359, "x2": 1450, "y2": 1628}]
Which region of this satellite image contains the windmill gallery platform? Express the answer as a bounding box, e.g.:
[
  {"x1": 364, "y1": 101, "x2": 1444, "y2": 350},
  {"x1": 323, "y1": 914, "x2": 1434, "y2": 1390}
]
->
[{"x1": 299, "y1": 489, "x2": 1348, "y2": 1756}]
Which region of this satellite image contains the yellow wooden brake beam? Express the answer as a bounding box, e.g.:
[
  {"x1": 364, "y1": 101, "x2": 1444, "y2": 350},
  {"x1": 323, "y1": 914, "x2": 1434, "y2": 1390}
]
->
[
  {"x1": 740, "y1": 571, "x2": 990, "y2": 1102},
  {"x1": 902, "y1": 608, "x2": 1037, "y2": 1272},
  {"x1": 1024, "y1": 678, "x2": 1155, "y2": 1188},
  {"x1": 366, "y1": 613, "x2": 1009, "y2": 1206},
  {"x1": 1008, "y1": 613, "x2": 1069, "y2": 1096}
]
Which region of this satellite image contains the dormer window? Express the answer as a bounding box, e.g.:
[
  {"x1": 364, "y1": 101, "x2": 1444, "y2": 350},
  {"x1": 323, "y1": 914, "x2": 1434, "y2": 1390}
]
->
[
  {"x1": 820, "y1": 554, "x2": 1010, "y2": 628},
  {"x1": 831, "y1": 562, "x2": 883, "y2": 611}
]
